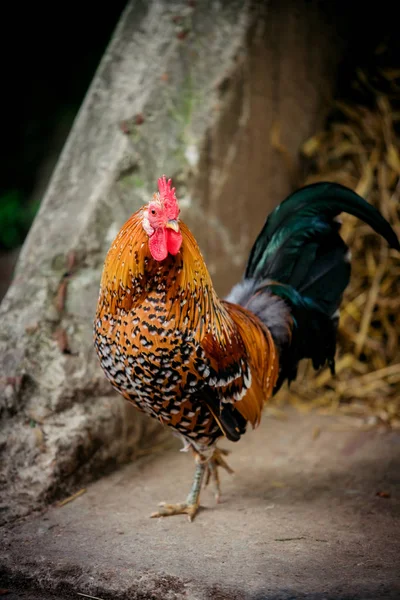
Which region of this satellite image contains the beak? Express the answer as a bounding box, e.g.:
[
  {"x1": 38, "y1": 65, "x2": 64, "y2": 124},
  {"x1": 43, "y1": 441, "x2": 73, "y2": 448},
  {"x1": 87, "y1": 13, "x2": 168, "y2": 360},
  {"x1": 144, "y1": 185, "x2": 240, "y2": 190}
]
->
[{"x1": 166, "y1": 219, "x2": 180, "y2": 233}]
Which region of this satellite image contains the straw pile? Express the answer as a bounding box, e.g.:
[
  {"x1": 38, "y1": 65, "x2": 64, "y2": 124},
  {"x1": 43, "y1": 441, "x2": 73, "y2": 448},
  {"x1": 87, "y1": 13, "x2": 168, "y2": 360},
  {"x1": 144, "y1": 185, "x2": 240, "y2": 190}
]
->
[{"x1": 275, "y1": 54, "x2": 400, "y2": 429}]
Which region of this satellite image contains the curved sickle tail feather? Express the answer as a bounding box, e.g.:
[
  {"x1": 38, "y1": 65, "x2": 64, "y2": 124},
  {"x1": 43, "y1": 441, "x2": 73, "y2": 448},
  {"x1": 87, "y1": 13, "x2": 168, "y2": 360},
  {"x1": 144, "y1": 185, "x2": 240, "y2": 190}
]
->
[{"x1": 227, "y1": 182, "x2": 400, "y2": 392}]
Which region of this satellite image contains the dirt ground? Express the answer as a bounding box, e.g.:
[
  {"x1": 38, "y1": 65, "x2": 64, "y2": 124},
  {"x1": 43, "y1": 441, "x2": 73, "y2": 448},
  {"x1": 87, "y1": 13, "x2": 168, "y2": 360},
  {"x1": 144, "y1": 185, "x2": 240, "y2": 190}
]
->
[{"x1": 1, "y1": 410, "x2": 399, "y2": 599}]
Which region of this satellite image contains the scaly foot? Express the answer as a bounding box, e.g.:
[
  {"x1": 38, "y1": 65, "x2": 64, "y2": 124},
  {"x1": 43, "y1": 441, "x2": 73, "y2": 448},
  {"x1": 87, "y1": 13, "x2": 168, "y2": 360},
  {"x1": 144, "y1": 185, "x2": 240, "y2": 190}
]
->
[
  {"x1": 151, "y1": 501, "x2": 200, "y2": 522},
  {"x1": 149, "y1": 447, "x2": 233, "y2": 521},
  {"x1": 150, "y1": 453, "x2": 206, "y2": 521}
]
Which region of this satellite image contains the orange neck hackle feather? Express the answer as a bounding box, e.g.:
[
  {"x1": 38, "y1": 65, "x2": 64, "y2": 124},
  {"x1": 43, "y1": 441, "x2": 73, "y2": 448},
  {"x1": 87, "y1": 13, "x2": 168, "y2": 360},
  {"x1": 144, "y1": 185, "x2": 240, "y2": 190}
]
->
[
  {"x1": 97, "y1": 209, "x2": 214, "y2": 314},
  {"x1": 96, "y1": 204, "x2": 279, "y2": 432}
]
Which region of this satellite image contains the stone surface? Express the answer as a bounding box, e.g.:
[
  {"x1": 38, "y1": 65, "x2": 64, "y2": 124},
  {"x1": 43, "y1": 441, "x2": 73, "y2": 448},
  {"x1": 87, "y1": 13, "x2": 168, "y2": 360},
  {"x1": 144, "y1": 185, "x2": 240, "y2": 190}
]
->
[
  {"x1": 0, "y1": 0, "x2": 249, "y2": 525},
  {"x1": 0, "y1": 0, "x2": 351, "y2": 525},
  {"x1": 1, "y1": 411, "x2": 399, "y2": 599}
]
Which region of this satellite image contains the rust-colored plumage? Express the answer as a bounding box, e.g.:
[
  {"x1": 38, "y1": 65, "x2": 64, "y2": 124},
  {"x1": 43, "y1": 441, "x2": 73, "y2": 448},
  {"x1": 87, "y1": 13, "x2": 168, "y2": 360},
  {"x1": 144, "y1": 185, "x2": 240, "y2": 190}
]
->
[
  {"x1": 94, "y1": 176, "x2": 399, "y2": 520},
  {"x1": 95, "y1": 210, "x2": 279, "y2": 449}
]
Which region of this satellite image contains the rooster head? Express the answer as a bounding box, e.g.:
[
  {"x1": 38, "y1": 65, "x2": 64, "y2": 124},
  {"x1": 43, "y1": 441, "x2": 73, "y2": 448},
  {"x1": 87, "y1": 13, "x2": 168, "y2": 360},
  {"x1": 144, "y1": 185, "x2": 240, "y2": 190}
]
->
[{"x1": 142, "y1": 175, "x2": 182, "y2": 261}]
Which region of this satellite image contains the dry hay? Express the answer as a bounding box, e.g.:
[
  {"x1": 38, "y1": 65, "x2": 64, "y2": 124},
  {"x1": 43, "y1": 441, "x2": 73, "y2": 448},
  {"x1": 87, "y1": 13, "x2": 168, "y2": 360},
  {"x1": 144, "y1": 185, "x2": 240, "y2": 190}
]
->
[{"x1": 274, "y1": 54, "x2": 400, "y2": 429}]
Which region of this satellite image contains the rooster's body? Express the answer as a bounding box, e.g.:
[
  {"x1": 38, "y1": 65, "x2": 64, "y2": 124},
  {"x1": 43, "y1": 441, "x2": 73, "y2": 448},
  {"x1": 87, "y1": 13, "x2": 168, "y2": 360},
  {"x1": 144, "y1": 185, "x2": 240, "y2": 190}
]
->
[{"x1": 95, "y1": 177, "x2": 399, "y2": 519}]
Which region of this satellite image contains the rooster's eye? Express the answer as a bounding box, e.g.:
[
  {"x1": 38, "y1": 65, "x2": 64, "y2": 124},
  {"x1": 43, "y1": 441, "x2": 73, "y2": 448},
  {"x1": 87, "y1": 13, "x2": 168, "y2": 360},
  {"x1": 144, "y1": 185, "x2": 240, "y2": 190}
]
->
[{"x1": 151, "y1": 209, "x2": 156, "y2": 215}]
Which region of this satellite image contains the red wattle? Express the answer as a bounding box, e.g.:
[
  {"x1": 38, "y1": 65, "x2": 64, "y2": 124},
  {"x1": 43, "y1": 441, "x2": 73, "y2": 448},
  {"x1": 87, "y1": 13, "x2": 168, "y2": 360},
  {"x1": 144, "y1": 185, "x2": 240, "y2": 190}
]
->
[
  {"x1": 167, "y1": 229, "x2": 182, "y2": 255},
  {"x1": 149, "y1": 228, "x2": 168, "y2": 261}
]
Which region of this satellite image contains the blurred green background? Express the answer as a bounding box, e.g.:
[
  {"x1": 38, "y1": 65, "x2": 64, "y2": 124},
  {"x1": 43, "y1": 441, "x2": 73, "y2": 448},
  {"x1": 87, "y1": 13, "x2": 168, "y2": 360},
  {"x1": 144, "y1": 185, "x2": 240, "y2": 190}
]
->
[{"x1": 0, "y1": 2, "x2": 127, "y2": 253}]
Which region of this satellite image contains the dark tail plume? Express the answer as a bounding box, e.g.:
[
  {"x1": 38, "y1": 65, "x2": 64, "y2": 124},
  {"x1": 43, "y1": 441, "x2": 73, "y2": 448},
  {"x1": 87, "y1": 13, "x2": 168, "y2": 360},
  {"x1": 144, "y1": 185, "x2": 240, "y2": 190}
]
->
[{"x1": 228, "y1": 182, "x2": 399, "y2": 391}]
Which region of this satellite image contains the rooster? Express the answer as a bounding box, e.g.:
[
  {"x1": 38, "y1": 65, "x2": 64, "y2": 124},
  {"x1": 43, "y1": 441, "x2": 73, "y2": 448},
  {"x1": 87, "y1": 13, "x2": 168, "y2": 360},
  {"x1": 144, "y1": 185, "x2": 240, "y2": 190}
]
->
[{"x1": 94, "y1": 176, "x2": 399, "y2": 520}]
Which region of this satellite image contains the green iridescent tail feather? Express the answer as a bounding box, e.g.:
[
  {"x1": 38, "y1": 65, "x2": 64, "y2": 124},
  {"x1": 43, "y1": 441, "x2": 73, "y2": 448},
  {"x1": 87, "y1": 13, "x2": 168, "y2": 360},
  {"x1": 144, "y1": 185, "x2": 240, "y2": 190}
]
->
[
  {"x1": 236, "y1": 182, "x2": 400, "y2": 390},
  {"x1": 246, "y1": 182, "x2": 399, "y2": 295}
]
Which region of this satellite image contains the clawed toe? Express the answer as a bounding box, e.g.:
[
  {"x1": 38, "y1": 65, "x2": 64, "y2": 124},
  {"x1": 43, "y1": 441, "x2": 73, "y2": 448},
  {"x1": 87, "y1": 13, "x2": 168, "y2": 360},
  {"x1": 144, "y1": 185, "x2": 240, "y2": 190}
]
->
[
  {"x1": 150, "y1": 447, "x2": 233, "y2": 521},
  {"x1": 150, "y1": 501, "x2": 200, "y2": 521}
]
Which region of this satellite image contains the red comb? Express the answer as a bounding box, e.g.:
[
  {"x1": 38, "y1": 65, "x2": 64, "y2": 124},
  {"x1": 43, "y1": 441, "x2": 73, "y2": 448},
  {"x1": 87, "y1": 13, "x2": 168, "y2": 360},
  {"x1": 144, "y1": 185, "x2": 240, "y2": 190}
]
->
[{"x1": 157, "y1": 175, "x2": 179, "y2": 219}]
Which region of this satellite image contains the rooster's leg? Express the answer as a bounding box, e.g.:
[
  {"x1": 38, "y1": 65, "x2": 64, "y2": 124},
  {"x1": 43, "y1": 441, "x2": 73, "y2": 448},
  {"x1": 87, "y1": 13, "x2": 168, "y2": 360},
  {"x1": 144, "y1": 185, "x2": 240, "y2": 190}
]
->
[
  {"x1": 205, "y1": 448, "x2": 234, "y2": 503},
  {"x1": 151, "y1": 447, "x2": 234, "y2": 520},
  {"x1": 150, "y1": 452, "x2": 206, "y2": 521}
]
